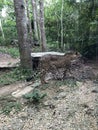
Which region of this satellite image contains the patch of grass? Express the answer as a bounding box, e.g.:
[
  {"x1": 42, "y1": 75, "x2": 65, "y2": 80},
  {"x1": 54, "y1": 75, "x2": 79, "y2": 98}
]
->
[
  {"x1": 40, "y1": 83, "x2": 50, "y2": 90},
  {"x1": 55, "y1": 79, "x2": 77, "y2": 88},
  {"x1": 0, "y1": 67, "x2": 33, "y2": 86},
  {"x1": 64, "y1": 79, "x2": 77, "y2": 87},
  {"x1": 0, "y1": 47, "x2": 19, "y2": 58},
  {"x1": 0, "y1": 96, "x2": 22, "y2": 115},
  {"x1": 0, "y1": 101, "x2": 22, "y2": 115}
]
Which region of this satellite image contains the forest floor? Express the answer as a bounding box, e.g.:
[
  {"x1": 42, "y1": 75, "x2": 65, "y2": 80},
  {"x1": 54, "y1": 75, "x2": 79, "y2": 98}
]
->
[
  {"x1": 0, "y1": 51, "x2": 98, "y2": 130},
  {"x1": 0, "y1": 51, "x2": 19, "y2": 68}
]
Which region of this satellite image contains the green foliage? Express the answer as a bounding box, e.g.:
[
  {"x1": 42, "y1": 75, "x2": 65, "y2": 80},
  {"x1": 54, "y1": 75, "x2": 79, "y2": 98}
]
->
[
  {"x1": 0, "y1": 0, "x2": 98, "y2": 58},
  {"x1": 0, "y1": 96, "x2": 22, "y2": 115},
  {"x1": 0, "y1": 67, "x2": 33, "y2": 86},
  {"x1": 64, "y1": 79, "x2": 77, "y2": 87},
  {"x1": 0, "y1": 0, "x2": 5, "y2": 9},
  {"x1": 44, "y1": 0, "x2": 98, "y2": 57},
  {"x1": 0, "y1": 0, "x2": 17, "y2": 46},
  {"x1": 1, "y1": 21, "x2": 17, "y2": 46},
  {"x1": 23, "y1": 89, "x2": 47, "y2": 104},
  {"x1": 0, "y1": 47, "x2": 19, "y2": 58},
  {"x1": 1, "y1": 101, "x2": 22, "y2": 115},
  {"x1": 45, "y1": 0, "x2": 79, "y2": 51},
  {"x1": 0, "y1": 38, "x2": 6, "y2": 46},
  {"x1": 55, "y1": 79, "x2": 77, "y2": 88}
]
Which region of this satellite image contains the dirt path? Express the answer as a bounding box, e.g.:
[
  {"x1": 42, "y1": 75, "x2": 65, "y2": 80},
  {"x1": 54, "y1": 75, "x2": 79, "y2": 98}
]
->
[
  {"x1": 0, "y1": 52, "x2": 19, "y2": 68},
  {"x1": 0, "y1": 82, "x2": 27, "y2": 97}
]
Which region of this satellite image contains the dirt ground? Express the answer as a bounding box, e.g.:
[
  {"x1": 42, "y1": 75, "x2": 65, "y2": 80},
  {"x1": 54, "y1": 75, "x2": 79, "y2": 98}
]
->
[
  {"x1": 0, "y1": 52, "x2": 19, "y2": 68},
  {"x1": 0, "y1": 53, "x2": 98, "y2": 130}
]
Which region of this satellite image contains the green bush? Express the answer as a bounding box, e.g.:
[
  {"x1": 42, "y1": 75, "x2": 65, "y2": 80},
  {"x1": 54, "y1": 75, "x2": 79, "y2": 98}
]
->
[
  {"x1": 23, "y1": 89, "x2": 47, "y2": 104},
  {"x1": 0, "y1": 47, "x2": 19, "y2": 58}
]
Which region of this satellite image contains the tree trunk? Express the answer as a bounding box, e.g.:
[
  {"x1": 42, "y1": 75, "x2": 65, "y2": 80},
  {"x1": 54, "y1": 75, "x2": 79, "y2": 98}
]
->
[
  {"x1": 13, "y1": 0, "x2": 33, "y2": 72},
  {"x1": 25, "y1": 0, "x2": 33, "y2": 47},
  {"x1": 39, "y1": 0, "x2": 47, "y2": 52},
  {"x1": 31, "y1": 0, "x2": 39, "y2": 40},
  {"x1": 0, "y1": 19, "x2": 5, "y2": 40},
  {"x1": 61, "y1": 0, "x2": 64, "y2": 51}
]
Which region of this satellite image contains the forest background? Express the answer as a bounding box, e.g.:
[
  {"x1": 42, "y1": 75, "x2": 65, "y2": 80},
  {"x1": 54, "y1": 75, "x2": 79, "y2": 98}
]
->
[{"x1": 0, "y1": 0, "x2": 98, "y2": 58}]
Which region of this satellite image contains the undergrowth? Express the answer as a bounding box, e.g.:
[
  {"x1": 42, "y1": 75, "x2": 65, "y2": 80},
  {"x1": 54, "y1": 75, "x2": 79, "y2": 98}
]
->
[
  {"x1": 0, "y1": 101, "x2": 22, "y2": 115},
  {"x1": 23, "y1": 89, "x2": 47, "y2": 104},
  {"x1": 0, "y1": 96, "x2": 22, "y2": 115},
  {"x1": 0, "y1": 67, "x2": 33, "y2": 86},
  {"x1": 0, "y1": 47, "x2": 19, "y2": 58},
  {"x1": 55, "y1": 79, "x2": 77, "y2": 88}
]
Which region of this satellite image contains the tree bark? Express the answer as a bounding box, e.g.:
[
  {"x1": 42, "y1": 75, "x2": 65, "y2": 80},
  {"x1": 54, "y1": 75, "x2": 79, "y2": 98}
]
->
[
  {"x1": 13, "y1": 0, "x2": 33, "y2": 71},
  {"x1": 0, "y1": 19, "x2": 5, "y2": 40},
  {"x1": 61, "y1": 0, "x2": 64, "y2": 51},
  {"x1": 25, "y1": 0, "x2": 33, "y2": 47},
  {"x1": 31, "y1": 0, "x2": 39, "y2": 40},
  {"x1": 39, "y1": 0, "x2": 47, "y2": 52}
]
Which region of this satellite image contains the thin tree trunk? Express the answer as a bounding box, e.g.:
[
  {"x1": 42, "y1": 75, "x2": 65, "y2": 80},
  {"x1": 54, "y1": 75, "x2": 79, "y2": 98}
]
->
[
  {"x1": 61, "y1": 0, "x2": 64, "y2": 51},
  {"x1": 14, "y1": 0, "x2": 33, "y2": 72},
  {"x1": 31, "y1": 0, "x2": 38, "y2": 40},
  {"x1": 0, "y1": 19, "x2": 5, "y2": 40},
  {"x1": 25, "y1": 0, "x2": 33, "y2": 47},
  {"x1": 39, "y1": 0, "x2": 47, "y2": 52}
]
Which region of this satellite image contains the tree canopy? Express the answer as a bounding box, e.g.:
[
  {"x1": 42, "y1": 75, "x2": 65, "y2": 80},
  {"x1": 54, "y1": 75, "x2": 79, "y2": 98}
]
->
[{"x1": 0, "y1": 0, "x2": 98, "y2": 59}]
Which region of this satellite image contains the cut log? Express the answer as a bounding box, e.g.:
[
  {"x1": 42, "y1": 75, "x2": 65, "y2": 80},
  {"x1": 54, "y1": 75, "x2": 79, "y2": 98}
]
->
[{"x1": 31, "y1": 52, "x2": 65, "y2": 70}]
